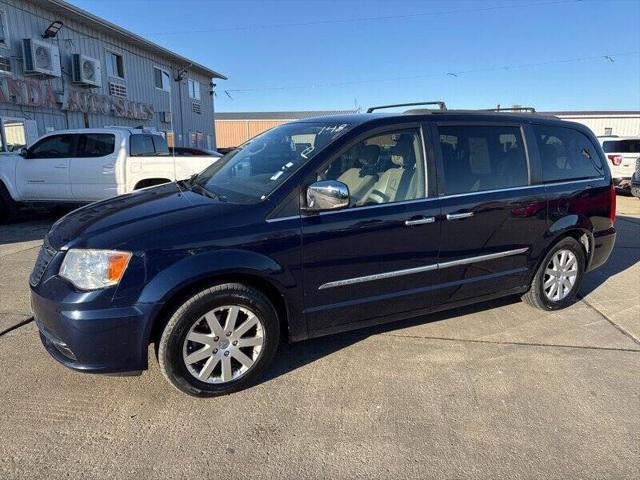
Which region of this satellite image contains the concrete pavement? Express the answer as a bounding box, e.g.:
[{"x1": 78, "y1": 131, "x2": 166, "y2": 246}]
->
[{"x1": 0, "y1": 197, "x2": 638, "y2": 479}]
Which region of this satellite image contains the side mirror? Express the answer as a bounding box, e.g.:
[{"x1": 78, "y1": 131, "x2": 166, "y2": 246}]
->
[
  {"x1": 304, "y1": 180, "x2": 349, "y2": 213},
  {"x1": 19, "y1": 147, "x2": 28, "y2": 158}
]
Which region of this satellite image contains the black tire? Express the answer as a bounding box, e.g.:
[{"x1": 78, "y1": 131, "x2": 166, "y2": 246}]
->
[
  {"x1": 158, "y1": 283, "x2": 280, "y2": 397},
  {"x1": 631, "y1": 185, "x2": 640, "y2": 199},
  {"x1": 523, "y1": 237, "x2": 586, "y2": 311},
  {"x1": 0, "y1": 182, "x2": 18, "y2": 224}
]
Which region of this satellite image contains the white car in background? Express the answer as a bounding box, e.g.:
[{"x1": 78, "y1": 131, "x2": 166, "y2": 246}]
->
[
  {"x1": 598, "y1": 136, "x2": 640, "y2": 191},
  {"x1": 0, "y1": 127, "x2": 219, "y2": 222}
]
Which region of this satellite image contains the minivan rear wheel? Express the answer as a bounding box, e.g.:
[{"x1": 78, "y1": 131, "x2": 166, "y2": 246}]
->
[
  {"x1": 158, "y1": 283, "x2": 280, "y2": 397},
  {"x1": 523, "y1": 237, "x2": 585, "y2": 310}
]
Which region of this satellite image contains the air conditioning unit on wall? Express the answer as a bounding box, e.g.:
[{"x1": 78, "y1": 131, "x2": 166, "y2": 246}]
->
[
  {"x1": 71, "y1": 54, "x2": 102, "y2": 87},
  {"x1": 22, "y1": 38, "x2": 61, "y2": 77}
]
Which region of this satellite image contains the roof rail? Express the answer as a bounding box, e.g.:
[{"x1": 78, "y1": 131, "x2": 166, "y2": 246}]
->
[
  {"x1": 481, "y1": 106, "x2": 537, "y2": 113},
  {"x1": 367, "y1": 101, "x2": 447, "y2": 113}
]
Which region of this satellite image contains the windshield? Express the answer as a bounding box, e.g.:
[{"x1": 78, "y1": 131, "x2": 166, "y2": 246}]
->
[{"x1": 193, "y1": 121, "x2": 353, "y2": 204}]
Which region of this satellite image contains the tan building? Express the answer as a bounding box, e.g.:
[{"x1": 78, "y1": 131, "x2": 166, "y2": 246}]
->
[
  {"x1": 215, "y1": 110, "x2": 355, "y2": 148},
  {"x1": 545, "y1": 111, "x2": 640, "y2": 137}
]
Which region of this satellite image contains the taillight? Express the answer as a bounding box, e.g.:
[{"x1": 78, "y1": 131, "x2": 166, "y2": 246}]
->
[
  {"x1": 607, "y1": 154, "x2": 623, "y2": 166},
  {"x1": 609, "y1": 183, "x2": 616, "y2": 223}
]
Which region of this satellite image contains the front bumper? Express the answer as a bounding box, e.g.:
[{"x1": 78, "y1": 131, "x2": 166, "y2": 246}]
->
[{"x1": 32, "y1": 288, "x2": 157, "y2": 374}]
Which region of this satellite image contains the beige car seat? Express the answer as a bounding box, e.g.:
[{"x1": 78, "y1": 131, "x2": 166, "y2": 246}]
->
[
  {"x1": 337, "y1": 144, "x2": 380, "y2": 204},
  {"x1": 363, "y1": 135, "x2": 418, "y2": 204}
]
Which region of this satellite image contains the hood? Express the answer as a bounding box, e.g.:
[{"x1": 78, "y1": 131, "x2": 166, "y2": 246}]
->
[{"x1": 47, "y1": 182, "x2": 249, "y2": 250}]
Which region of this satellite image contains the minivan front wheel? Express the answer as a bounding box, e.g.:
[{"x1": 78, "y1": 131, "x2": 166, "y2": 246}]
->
[
  {"x1": 158, "y1": 283, "x2": 280, "y2": 397},
  {"x1": 523, "y1": 237, "x2": 585, "y2": 310}
]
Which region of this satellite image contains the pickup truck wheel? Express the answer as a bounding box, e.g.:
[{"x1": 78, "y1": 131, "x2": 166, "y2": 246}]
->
[
  {"x1": 523, "y1": 237, "x2": 585, "y2": 311},
  {"x1": 158, "y1": 283, "x2": 280, "y2": 397},
  {"x1": 0, "y1": 183, "x2": 17, "y2": 224},
  {"x1": 631, "y1": 185, "x2": 640, "y2": 199}
]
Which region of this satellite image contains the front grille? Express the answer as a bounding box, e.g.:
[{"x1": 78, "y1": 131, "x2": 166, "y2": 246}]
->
[{"x1": 30, "y1": 242, "x2": 56, "y2": 287}]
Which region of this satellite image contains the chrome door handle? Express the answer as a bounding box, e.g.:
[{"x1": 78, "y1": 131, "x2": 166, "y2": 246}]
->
[
  {"x1": 405, "y1": 216, "x2": 436, "y2": 226},
  {"x1": 446, "y1": 212, "x2": 474, "y2": 220}
]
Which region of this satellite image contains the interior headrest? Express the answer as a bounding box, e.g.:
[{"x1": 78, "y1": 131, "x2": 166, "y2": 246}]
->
[
  {"x1": 359, "y1": 144, "x2": 380, "y2": 165},
  {"x1": 392, "y1": 134, "x2": 416, "y2": 167}
]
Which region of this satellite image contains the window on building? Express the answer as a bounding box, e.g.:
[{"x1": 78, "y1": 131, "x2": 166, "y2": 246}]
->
[
  {"x1": 318, "y1": 128, "x2": 426, "y2": 206},
  {"x1": 76, "y1": 134, "x2": 116, "y2": 158},
  {"x1": 604, "y1": 127, "x2": 613, "y2": 136},
  {"x1": 533, "y1": 125, "x2": 603, "y2": 182},
  {"x1": 188, "y1": 79, "x2": 201, "y2": 100},
  {"x1": 106, "y1": 52, "x2": 125, "y2": 79},
  {"x1": 0, "y1": 10, "x2": 9, "y2": 48},
  {"x1": 0, "y1": 55, "x2": 11, "y2": 74},
  {"x1": 28, "y1": 134, "x2": 74, "y2": 159},
  {"x1": 3, "y1": 120, "x2": 26, "y2": 151},
  {"x1": 154, "y1": 67, "x2": 171, "y2": 92},
  {"x1": 438, "y1": 125, "x2": 529, "y2": 195}
]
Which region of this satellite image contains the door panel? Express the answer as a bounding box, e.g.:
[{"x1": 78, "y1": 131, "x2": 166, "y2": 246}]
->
[
  {"x1": 16, "y1": 134, "x2": 74, "y2": 200},
  {"x1": 302, "y1": 200, "x2": 441, "y2": 333},
  {"x1": 436, "y1": 188, "x2": 547, "y2": 303}
]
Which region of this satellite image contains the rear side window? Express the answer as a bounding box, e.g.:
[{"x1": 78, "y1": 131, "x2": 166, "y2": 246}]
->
[
  {"x1": 28, "y1": 134, "x2": 75, "y2": 159},
  {"x1": 533, "y1": 126, "x2": 603, "y2": 182},
  {"x1": 151, "y1": 135, "x2": 169, "y2": 155},
  {"x1": 129, "y1": 135, "x2": 155, "y2": 156},
  {"x1": 76, "y1": 134, "x2": 115, "y2": 158},
  {"x1": 438, "y1": 125, "x2": 528, "y2": 195},
  {"x1": 602, "y1": 140, "x2": 640, "y2": 153}
]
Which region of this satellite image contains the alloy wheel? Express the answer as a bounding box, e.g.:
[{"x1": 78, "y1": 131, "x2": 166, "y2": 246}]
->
[
  {"x1": 543, "y1": 249, "x2": 578, "y2": 302},
  {"x1": 182, "y1": 305, "x2": 264, "y2": 384}
]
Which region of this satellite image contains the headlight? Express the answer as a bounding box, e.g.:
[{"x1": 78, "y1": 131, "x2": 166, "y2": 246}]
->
[{"x1": 59, "y1": 249, "x2": 132, "y2": 290}]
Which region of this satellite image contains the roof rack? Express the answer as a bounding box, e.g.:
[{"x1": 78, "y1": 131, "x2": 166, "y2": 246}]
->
[
  {"x1": 367, "y1": 101, "x2": 447, "y2": 113},
  {"x1": 481, "y1": 106, "x2": 537, "y2": 113}
]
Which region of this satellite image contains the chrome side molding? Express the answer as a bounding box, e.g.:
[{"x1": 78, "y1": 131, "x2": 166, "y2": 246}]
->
[{"x1": 318, "y1": 247, "x2": 529, "y2": 290}]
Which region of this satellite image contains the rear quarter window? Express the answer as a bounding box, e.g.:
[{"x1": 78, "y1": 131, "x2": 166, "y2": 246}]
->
[
  {"x1": 129, "y1": 135, "x2": 155, "y2": 156},
  {"x1": 533, "y1": 125, "x2": 603, "y2": 182}
]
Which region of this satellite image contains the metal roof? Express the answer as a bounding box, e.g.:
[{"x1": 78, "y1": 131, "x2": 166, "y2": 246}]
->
[
  {"x1": 215, "y1": 111, "x2": 358, "y2": 120},
  {"x1": 38, "y1": 0, "x2": 227, "y2": 79}
]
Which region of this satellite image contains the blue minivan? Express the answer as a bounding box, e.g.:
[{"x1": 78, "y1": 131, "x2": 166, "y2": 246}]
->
[{"x1": 30, "y1": 104, "x2": 616, "y2": 396}]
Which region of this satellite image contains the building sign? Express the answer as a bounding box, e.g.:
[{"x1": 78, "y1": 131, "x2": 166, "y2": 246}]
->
[{"x1": 0, "y1": 78, "x2": 154, "y2": 121}]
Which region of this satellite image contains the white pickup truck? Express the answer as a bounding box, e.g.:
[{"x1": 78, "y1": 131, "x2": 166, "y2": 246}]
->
[{"x1": 0, "y1": 127, "x2": 219, "y2": 222}]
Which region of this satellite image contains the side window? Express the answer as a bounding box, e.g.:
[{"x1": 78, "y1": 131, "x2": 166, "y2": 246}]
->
[
  {"x1": 151, "y1": 135, "x2": 169, "y2": 155},
  {"x1": 318, "y1": 128, "x2": 425, "y2": 207},
  {"x1": 438, "y1": 125, "x2": 528, "y2": 195},
  {"x1": 533, "y1": 125, "x2": 603, "y2": 182},
  {"x1": 28, "y1": 134, "x2": 74, "y2": 159},
  {"x1": 76, "y1": 134, "x2": 115, "y2": 158},
  {"x1": 129, "y1": 135, "x2": 155, "y2": 157}
]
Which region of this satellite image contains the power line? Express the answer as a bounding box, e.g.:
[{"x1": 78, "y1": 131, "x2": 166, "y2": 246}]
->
[
  {"x1": 222, "y1": 51, "x2": 640, "y2": 94},
  {"x1": 147, "y1": 0, "x2": 582, "y2": 36}
]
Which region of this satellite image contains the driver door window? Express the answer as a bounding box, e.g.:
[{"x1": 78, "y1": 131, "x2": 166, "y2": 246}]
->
[
  {"x1": 29, "y1": 134, "x2": 75, "y2": 158},
  {"x1": 318, "y1": 128, "x2": 426, "y2": 207}
]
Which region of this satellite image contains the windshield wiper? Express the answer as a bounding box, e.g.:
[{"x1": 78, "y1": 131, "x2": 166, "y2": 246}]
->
[{"x1": 191, "y1": 178, "x2": 226, "y2": 201}]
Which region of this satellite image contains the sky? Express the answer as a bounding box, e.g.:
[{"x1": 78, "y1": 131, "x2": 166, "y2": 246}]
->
[{"x1": 67, "y1": 0, "x2": 640, "y2": 113}]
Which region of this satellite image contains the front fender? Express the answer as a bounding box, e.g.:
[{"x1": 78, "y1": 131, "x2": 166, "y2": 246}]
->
[{"x1": 138, "y1": 248, "x2": 296, "y2": 305}]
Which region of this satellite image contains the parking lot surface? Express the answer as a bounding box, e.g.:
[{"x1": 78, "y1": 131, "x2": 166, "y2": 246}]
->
[{"x1": 1, "y1": 198, "x2": 638, "y2": 479}]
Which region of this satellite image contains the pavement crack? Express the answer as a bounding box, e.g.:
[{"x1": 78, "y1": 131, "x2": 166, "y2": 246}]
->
[
  {"x1": 0, "y1": 317, "x2": 34, "y2": 337},
  {"x1": 578, "y1": 295, "x2": 640, "y2": 346},
  {"x1": 383, "y1": 332, "x2": 640, "y2": 353}
]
